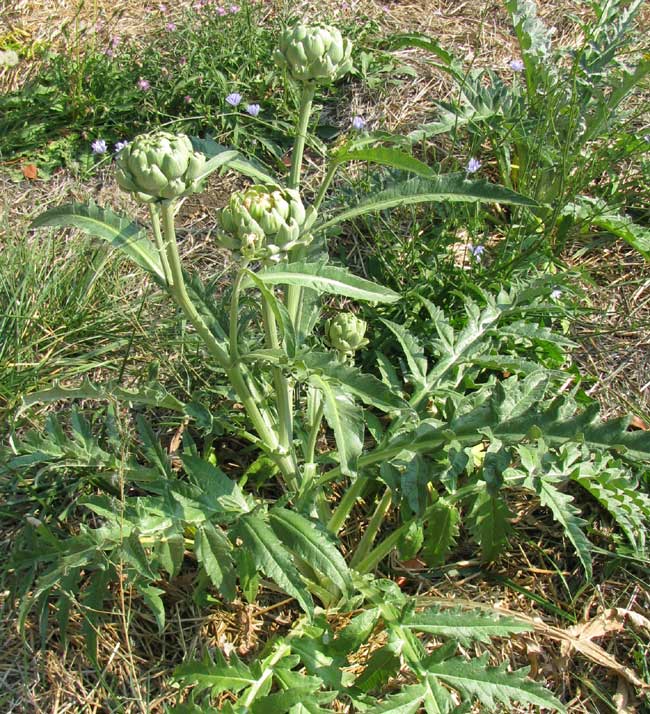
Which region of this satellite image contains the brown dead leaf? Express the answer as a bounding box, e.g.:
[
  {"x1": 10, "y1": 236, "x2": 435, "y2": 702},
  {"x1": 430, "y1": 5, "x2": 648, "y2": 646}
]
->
[
  {"x1": 613, "y1": 677, "x2": 639, "y2": 713},
  {"x1": 22, "y1": 163, "x2": 38, "y2": 180},
  {"x1": 630, "y1": 416, "x2": 649, "y2": 431},
  {"x1": 417, "y1": 598, "x2": 650, "y2": 692}
]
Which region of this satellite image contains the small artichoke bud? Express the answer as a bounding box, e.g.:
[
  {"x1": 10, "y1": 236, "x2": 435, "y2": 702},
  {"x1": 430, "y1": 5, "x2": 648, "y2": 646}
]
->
[
  {"x1": 218, "y1": 185, "x2": 313, "y2": 263},
  {"x1": 326, "y1": 313, "x2": 369, "y2": 356},
  {"x1": 276, "y1": 24, "x2": 353, "y2": 83},
  {"x1": 116, "y1": 131, "x2": 206, "y2": 203}
]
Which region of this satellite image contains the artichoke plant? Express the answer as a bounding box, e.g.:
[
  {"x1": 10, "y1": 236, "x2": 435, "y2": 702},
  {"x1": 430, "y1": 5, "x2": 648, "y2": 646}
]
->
[
  {"x1": 116, "y1": 131, "x2": 206, "y2": 203},
  {"x1": 326, "y1": 313, "x2": 369, "y2": 357},
  {"x1": 276, "y1": 24, "x2": 353, "y2": 83},
  {"x1": 219, "y1": 185, "x2": 315, "y2": 263}
]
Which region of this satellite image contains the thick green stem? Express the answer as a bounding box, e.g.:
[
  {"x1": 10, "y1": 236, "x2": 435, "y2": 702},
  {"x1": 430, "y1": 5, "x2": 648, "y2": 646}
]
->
[
  {"x1": 148, "y1": 203, "x2": 173, "y2": 286},
  {"x1": 313, "y1": 160, "x2": 339, "y2": 212},
  {"x1": 229, "y1": 267, "x2": 247, "y2": 360},
  {"x1": 355, "y1": 521, "x2": 410, "y2": 574},
  {"x1": 305, "y1": 401, "x2": 324, "y2": 466},
  {"x1": 349, "y1": 486, "x2": 392, "y2": 569},
  {"x1": 260, "y1": 295, "x2": 297, "y2": 478},
  {"x1": 288, "y1": 83, "x2": 316, "y2": 191},
  {"x1": 242, "y1": 642, "x2": 291, "y2": 708},
  {"x1": 327, "y1": 475, "x2": 369, "y2": 534},
  {"x1": 160, "y1": 201, "x2": 230, "y2": 369},
  {"x1": 159, "y1": 201, "x2": 286, "y2": 469},
  {"x1": 286, "y1": 83, "x2": 316, "y2": 328}
]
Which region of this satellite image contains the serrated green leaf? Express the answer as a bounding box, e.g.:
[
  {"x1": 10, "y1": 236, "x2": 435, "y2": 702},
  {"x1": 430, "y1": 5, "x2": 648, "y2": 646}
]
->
[
  {"x1": 422, "y1": 674, "x2": 454, "y2": 714},
  {"x1": 468, "y1": 488, "x2": 513, "y2": 562},
  {"x1": 173, "y1": 656, "x2": 255, "y2": 694},
  {"x1": 140, "y1": 584, "x2": 166, "y2": 632},
  {"x1": 311, "y1": 375, "x2": 364, "y2": 477},
  {"x1": 235, "y1": 514, "x2": 313, "y2": 615},
  {"x1": 299, "y1": 352, "x2": 408, "y2": 412},
  {"x1": 317, "y1": 175, "x2": 537, "y2": 232},
  {"x1": 526, "y1": 475, "x2": 592, "y2": 578},
  {"x1": 403, "y1": 606, "x2": 530, "y2": 646},
  {"x1": 251, "y1": 687, "x2": 330, "y2": 714},
  {"x1": 31, "y1": 202, "x2": 164, "y2": 280},
  {"x1": 190, "y1": 136, "x2": 279, "y2": 186},
  {"x1": 422, "y1": 499, "x2": 460, "y2": 566},
  {"x1": 156, "y1": 529, "x2": 185, "y2": 578},
  {"x1": 427, "y1": 655, "x2": 565, "y2": 711},
  {"x1": 354, "y1": 644, "x2": 401, "y2": 693},
  {"x1": 18, "y1": 377, "x2": 186, "y2": 418},
  {"x1": 367, "y1": 684, "x2": 427, "y2": 714},
  {"x1": 333, "y1": 146, "x2": 435, "y2": 178},
  {"x1": 181, "y1": 455, "x2": 250, "y2": 513},
  {"x1": 194, "y1": 522, "x2": 236, "y2": 600},
  {"x1": 291, "y1": 633, "x2": 347, "y2": 690},
  {"x1": 81, "y1": 568, "x2": 113, "y2": 665},
  {"x1": 245, "y1": 269, "x2": 296, "y2": 356},
  {"x1": 381, "y1": 319, "x2": 428, "y2": 385},
  {"x1": 251, "y1": 262, "x2": 400, "y2": 303},
  {"x1": 572, "y1": 456, "x2": 650, "y2": 552},
  {"x1": 122, "y1": 531, "x2": 156, "y2": 580},
  {"x1": 268, "y1": 507, "x2": 352, "y2": 598}
]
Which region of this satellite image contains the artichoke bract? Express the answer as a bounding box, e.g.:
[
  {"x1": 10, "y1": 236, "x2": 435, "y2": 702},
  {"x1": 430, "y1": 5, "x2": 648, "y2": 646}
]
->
[
  {"x1": 219, "y1": 185, "x2": 315, "y2": 263},
  {"x1": 276, "y1": 24, "x2": 353, "y2": 83},
  {"x1": 116, "y1": 131, "x2": 206, "y2": 203},
  {"x1": 326, "y1": 313, "x2": 369, "y2": 356}
]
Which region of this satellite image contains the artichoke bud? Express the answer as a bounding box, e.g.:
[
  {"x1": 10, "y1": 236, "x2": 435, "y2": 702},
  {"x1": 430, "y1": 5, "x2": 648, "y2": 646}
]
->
[
  {"x1": 218, "y1": 185, "x2": 313, "y2": 262},
  {"x1": 116, "y1": 131, "x2": 206, "y2": 203},
  {"x1": 241, "y1": 232, "x2": 265, "y2": 260},
  {"x1": 276, "y1": 24, "x2": 353, "y2": 83},
  {"x1": 326, "y1": 313, "x2": 369, "y2": 356}
]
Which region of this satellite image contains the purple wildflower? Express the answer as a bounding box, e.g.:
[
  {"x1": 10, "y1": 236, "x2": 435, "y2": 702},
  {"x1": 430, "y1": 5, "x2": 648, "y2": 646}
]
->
[
  {"x1": 509, "y1": 58, "x2": 524, "y2": 72},
  {"x1": 351, "y1": 116, "x2": 366, "y2": 130},
  {"x1": 91, "y1": 139, "x2": 107, "y2": 154},
  {"x1": 466, "y1": 157, "x2": 481, "y2": 174},
  {"x1": 216, "y1": 6, "x2": 227, "y2": 15},
  {"x1": 230, "y1": 4, "x2": 240, "y2": 12},
  {"x1": 165, "y1": 22, "x2": 177, "y2": 30},
  {"x1": 184, "y1": 95, "x2": 192, "y2": 103},
  {"x1": 644, "y1": 134, "x2": 650, "y2": 143},
  {"x1": 226, "y1": 92, "x2": 242, "y2": 106},
  {"x1": 179, "y1": 56, "x2": 187, "y2": 66},
  {"x1": 114, "y1": 140, "x2": 129, "y2": 152},
  {"x1": 104, "y1": 48, "x2": 115, "y2": 58},
  {"x1": 470, "y1": 244, "x2": 485, "y2": 261},
  {"x1": 550, "y1": 288, "x2": 562, "y2": 300},
  {"x1": 245, "y1": 103, "x2": 261, "y2": 116},
  {"x1": 137, "y1": 78, "x2": 151, "y2": 91}
]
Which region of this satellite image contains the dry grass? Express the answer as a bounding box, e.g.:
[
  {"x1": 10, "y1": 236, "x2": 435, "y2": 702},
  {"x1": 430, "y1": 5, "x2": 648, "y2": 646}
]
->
[{"x1": 2, "y1": 0, "x2": 650, "y2": 712}]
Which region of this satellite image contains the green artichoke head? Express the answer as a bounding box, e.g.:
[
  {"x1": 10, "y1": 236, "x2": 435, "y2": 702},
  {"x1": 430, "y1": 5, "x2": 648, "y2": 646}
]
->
[
  {"x1": 326, "y1": 312, "x2": 369, "y2": 356},
  {"x1": 115, "y1": 131, "x2": 206, "y2": 203},
  {"x1": 219, "y1": 185, "x2": 314, "y2": 263},
  {"x1": 275, "y1": 24, "x2": 353, "y2": 83}
]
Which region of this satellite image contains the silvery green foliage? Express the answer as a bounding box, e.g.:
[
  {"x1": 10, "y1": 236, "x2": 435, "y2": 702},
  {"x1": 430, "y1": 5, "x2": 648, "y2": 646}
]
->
[
  {"x1": 276, "y1": 24, "x2": 353, "y2": 83},
  {"x1": 18, "y1": 15, "x2": 650, "y2": 710},
  {"x1": 171, "y1": 577, "x2": 564, "y2": 713},
  {"x1": 116, "y1": 131, "x2": 206, "y2": 202}
]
